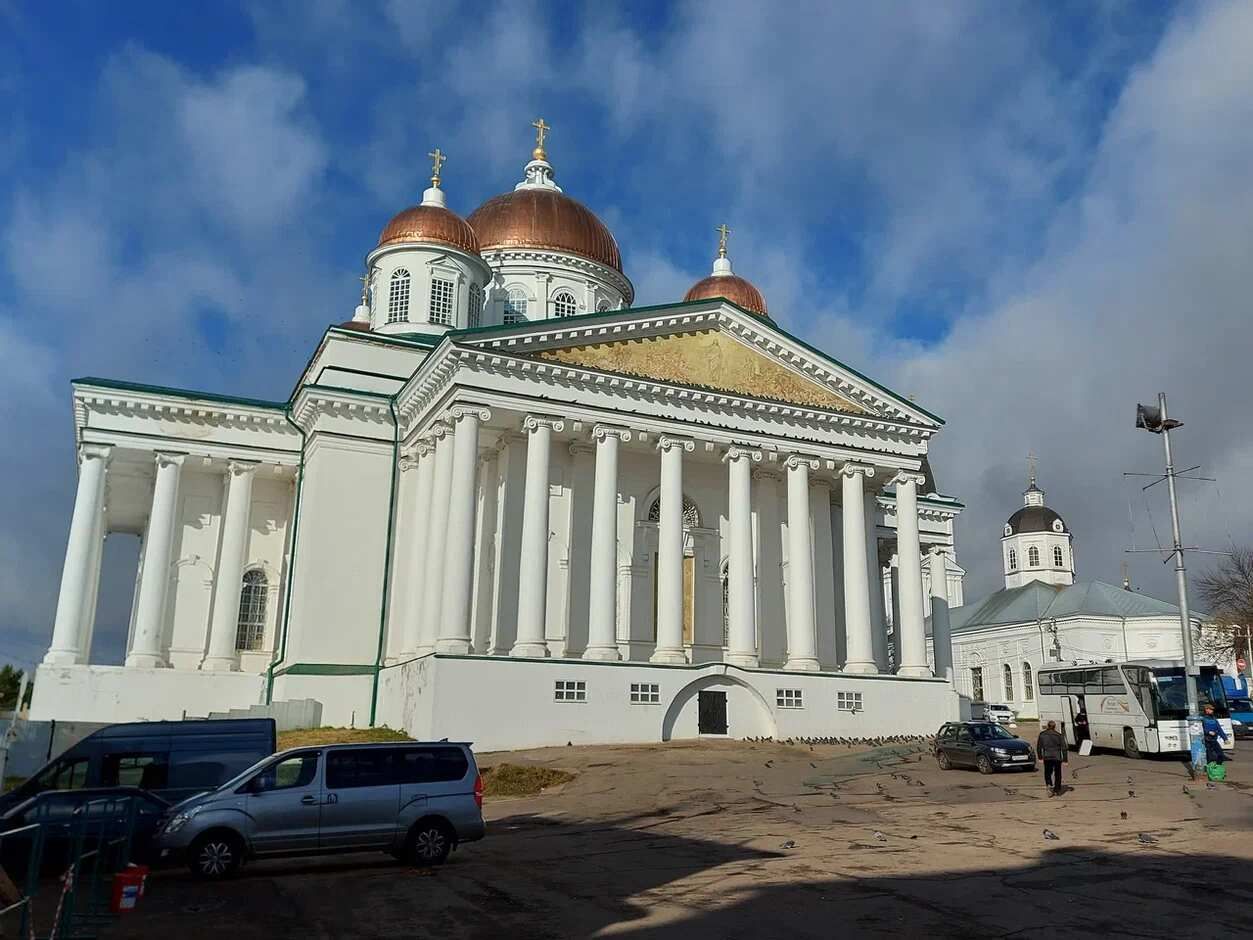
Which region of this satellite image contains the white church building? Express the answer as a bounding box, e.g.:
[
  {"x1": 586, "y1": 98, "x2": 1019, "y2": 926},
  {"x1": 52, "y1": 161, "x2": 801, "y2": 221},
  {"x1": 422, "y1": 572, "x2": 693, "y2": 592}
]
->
[
  {"x1": 32, "y1": 125, "x2": 968, "y2": 751},
  {"x1": 940, "y1": 469, "x2": 1204, "y2": 720}
]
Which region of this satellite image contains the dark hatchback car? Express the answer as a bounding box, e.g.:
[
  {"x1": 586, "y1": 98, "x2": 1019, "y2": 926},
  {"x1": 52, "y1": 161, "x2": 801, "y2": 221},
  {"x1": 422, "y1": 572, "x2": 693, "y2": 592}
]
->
[{"x1": 935, "y1": 721, "x2": 1036, "y2": 774}]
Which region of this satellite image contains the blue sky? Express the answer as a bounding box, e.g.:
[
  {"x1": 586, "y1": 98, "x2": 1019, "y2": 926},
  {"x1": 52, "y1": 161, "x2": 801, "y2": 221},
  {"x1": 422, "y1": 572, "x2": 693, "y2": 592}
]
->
[{"x1": 3, "y1": 1, "x2": 1251, "y2": 667}]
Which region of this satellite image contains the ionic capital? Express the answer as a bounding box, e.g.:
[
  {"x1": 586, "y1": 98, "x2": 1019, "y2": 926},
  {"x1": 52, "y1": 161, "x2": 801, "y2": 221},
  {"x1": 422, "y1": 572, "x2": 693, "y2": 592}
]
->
[
  {"x1": 154, "y1": 451, "x2": 186, "y2": 470},
  {"x1": 722, "y1": 445, "x2": 763, "y2": 465},
  {"x1": 784, "y1": 454, "x2": 821, "y2": 472},
  {"x1": 226, "y1": 459, "x2": 260, "y2": 478},
  {"x1": 840, "y1": 462, "x2": 876, "y2": 480},
  {"x1": 79, "y1": 443, "x2": 113, "y2": 464},
  {"x1": 447, "y1": 405, "x2": 491, "y2": 425},
  {"x1": 522, "y1": 414, "x2": 565, "y2": 434},
  {"x1": 413, "y1": 439, "x2": 435, "y2": 458},
  {"x1": 891, "y1": 470, "x2": 927, "y2": 489},
  {"x1": 398, "y1": 452, "x2": 421, "y2": 473},
  {"x1": 656, "y1": 434, "x2": 695, "y2": 454},
  {"x1": 591, "y1": 423, "x2": 633, "y2": 444}
]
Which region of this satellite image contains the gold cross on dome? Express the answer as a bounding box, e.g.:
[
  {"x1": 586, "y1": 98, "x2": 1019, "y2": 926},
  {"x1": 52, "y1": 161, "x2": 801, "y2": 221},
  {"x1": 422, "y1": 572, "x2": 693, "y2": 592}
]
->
[
  {"x1": 716, "y1": 223, "x2": 731, "y2": 258},
  {"x1": 427, "y1": 147, "x2": 446, "y2": 186},
  {"x1": 532, "y1": 117, "x2": 551, "y2": 159}
]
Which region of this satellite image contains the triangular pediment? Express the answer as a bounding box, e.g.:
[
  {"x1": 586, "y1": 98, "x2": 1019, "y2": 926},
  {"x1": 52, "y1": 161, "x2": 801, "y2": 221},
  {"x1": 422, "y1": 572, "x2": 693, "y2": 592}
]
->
[{"x1": 533, "y1": 329, "x2": 868, "y2": 413}]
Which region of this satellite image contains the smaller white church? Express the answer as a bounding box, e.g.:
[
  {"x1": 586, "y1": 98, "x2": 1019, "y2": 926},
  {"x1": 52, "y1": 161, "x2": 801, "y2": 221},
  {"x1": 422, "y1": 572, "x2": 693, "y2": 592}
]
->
[{"x1": 939, "y1": 468, "x2": 1202, "y2": 719}]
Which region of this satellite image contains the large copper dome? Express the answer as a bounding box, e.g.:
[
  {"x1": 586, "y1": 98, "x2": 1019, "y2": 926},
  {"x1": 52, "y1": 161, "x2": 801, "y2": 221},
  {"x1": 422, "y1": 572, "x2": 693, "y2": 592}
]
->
[
  {"x1": 377, "y1": 204, "x2": 481, "y2": 255},
  {"x1": 468, "y1": 188, "x2": 624, "y2": 274},
  {"x1": 684, "y1": 273, "x2": 770, "y2": 319}
]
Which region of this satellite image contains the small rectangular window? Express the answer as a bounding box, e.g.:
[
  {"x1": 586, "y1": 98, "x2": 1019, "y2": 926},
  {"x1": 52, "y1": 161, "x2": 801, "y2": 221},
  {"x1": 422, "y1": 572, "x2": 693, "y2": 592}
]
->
[
  {"x1": 629, "y1": 683, "x2": 660, "y2": 704},
  {"x1": 430, "y1": 278, "x2": 455, "y2": 325},
  {"x1": 776, "y1": 688, "x2": 803, "y2": 709},
  {"x1": 555, "y1": 680, "x2": 587, "y2": 703},
  {"x1": 836, "y1": 691, "x2": 863, "y2": 712}
]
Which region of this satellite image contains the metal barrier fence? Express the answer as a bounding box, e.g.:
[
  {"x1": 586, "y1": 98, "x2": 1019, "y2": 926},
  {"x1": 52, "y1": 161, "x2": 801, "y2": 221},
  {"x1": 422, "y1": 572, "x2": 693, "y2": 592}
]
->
[{"x1": 0, "y1": 794, "x2": 143, "y2": 939}]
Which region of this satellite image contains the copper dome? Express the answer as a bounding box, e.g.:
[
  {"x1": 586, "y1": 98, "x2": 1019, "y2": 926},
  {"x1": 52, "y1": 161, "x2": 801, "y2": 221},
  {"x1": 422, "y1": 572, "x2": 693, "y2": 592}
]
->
[
  {"x1": 468, "y1": 188, "x2": 624, "y2": 275},
  {"x1": 377, "y1": 204, "x2": 481, "y2": 255},
  {"x1": 684, "y1": 274, "x2": 770, "y2": 319}
]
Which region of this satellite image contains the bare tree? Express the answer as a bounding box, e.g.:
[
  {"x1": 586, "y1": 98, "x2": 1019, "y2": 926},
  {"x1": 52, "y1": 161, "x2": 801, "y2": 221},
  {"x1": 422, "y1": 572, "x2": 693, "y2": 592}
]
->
[{"x1": 1195, "y1": 548, "x2": 1253, "y2": 669}]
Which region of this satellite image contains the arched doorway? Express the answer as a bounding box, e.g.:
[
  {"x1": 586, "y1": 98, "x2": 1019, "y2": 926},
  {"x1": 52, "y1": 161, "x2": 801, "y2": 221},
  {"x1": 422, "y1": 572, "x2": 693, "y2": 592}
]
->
[{"x1": 661, "y1": 673, "x2": 777, "y2": 741}]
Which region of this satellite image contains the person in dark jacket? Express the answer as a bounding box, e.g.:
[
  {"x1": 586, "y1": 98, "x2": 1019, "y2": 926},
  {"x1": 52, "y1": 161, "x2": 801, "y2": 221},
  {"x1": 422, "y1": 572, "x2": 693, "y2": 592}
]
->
[
  {"x1": 1037, "y1": 720, "x2": 1068, "y2": 796},
  {"x1": 1202, "y1": 704, "x2": 1229, "y2": 765}
]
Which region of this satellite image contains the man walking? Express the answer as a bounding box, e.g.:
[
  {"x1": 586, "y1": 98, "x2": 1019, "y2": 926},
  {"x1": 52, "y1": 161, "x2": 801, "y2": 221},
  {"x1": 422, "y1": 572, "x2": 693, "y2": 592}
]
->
[{"x1": 1037, "y1": 720, "x2": 1068, "y2": 797}]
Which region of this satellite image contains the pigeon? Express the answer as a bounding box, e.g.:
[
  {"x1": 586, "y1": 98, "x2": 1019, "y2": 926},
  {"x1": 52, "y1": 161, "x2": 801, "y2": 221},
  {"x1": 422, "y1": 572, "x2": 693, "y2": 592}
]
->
[
  {"x1": 1138, "y1": 833, "x2": 1157, "y2": 845},
  {"x1": 765, "y1": 760, "x2": 774, "y2": 768},
  {"x1": 809, "y1": 762, "x2": 817, "y2": 769},
  {"x1": 874, "y1": 831, "x2": 887, "y2": 842},
  {"x1": 1120, "y1": 811, "x2": 1128, "y2": 820},
  {"x1": 1127, "y1": 776, "x2": 1134, "y2": 784},
  {"x1": 1182, "y1": 785, "x2": 1191, "y2": 795},
  {"x1": 1043, "y1": 829, "x2": 1060, "y2": 841},
  {"x1": 1128, "y1": 790, "x2": 1136, "y2": 798},
  {"x1": 780, "y1": 840, "x2": 796, "y2": 849},
  {"x1": 1206, "y1": 782, "x2": 1217, "y2": 790}
]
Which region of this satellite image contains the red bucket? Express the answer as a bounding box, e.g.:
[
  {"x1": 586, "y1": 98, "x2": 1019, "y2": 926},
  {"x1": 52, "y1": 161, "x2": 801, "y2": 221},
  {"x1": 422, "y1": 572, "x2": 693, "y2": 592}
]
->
[{"x1": 110, "y1": 864, "x2": 149, "y2": 913}]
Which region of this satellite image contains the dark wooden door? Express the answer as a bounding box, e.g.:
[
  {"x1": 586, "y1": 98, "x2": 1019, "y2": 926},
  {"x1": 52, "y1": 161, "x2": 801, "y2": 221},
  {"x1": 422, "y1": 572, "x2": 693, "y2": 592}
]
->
[{"x1": 698, "y1": 690, "x2": 728, "y2": 735}]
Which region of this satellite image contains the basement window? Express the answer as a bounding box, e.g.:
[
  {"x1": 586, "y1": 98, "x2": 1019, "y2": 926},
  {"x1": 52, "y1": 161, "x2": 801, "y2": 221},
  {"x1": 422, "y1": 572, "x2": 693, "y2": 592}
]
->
[
  {"x1": 837, "y1": 691, "x2": 863, "y2": 713},
  {"x1": 629, "y1": 683, "x2": 660, "y2": 704},
  {"x1": 776, "y1": 688, "x2": 804, "y2": 709},
  {"x1": 554, "y1": 680, "x2": 586, "y2": 703}
]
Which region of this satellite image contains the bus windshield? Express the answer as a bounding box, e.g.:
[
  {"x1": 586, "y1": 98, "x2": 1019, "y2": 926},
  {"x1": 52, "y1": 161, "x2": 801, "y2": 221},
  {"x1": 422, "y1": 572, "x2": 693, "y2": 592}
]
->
[{"x1": 1152, "y1": 668, "x2": 1229, "y2": 720}]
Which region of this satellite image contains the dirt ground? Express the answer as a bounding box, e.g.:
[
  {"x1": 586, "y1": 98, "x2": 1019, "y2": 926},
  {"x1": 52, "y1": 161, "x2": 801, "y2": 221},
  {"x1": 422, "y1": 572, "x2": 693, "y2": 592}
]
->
[{"x1": 109, "y1": 726, "x2": 1253, "y2": 939}]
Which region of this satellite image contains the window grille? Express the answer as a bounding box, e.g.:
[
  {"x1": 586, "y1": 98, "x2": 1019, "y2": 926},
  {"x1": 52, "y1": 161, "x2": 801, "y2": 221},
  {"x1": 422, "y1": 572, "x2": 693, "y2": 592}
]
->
[
  {"x1": 597, "y1": 299, "x2": 611, "y2": 312},
  {"x1": 836, "y1": 691, "x2": 863, "y2": 712},
  {"x1": 629, "y1": 683, "x2": 660, "y2": 704},
  {"x1": 1003, "y1": 663, "x2": 1015, "y2": 700},
  {"x1": 971, "y1": 667, "x2": 985, "y2": 701},
  {"x1": 468, "y1": 284, "x2": 483, "y2": 328},
  {"x1": 388, "y1": 269, "x2": 411, "y2": 323},
  {"x1": 1028, "y1": 546, "x2": 1040, "y2": 567},
  {"x1": 430, "y1": 277, "x2": 454, "y2": 325},
  {"x1": 1053, "y1": 545, "x2": 1064, "y2": 567},
  {"x1": 554, "y1": 680, "x2": 586, "y2": 703},
  {"x1": 552, "y1": 290, "x2": 577, "y2": 317},
  {"x1": 1008, "y1": 549, "x2": 1017, "y2": 571},
  {"x1": 776, "y1": 688, "x2": 803, "y2": 709},
  {"x1": 504, "y1": 288, "x2": 528, "y2": 323},
  {"x1": 1022, "y1": 662, "x2": 1034, "y2": 701},
  {"x1": 235, "y1": 570, "x2": 268, "y2": 651},
  {"x1": 721, "y1": 562, "x2": 730, "y2": 646},
  {"x1": 647, "y1": 495, "x2": 700, "y2": 528}
]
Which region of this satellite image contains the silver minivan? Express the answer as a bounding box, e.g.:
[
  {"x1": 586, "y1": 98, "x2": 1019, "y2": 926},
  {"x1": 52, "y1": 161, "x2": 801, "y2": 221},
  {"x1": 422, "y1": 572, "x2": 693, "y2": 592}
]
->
[{"x1": 155, "y1": 741, "x2": 485, "y2": 878}]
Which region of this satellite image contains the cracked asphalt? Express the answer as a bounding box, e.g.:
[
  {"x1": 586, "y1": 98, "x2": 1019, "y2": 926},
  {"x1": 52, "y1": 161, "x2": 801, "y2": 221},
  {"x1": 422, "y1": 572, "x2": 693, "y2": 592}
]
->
[{"x1": 110, "y1": 729, "x2": 1252, "y2": 939}]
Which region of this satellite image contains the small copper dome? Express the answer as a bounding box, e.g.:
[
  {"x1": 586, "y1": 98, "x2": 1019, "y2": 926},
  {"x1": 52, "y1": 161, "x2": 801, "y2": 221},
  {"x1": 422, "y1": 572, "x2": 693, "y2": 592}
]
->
[
  {"x1": 684, "y1": 274, "x2": 770, "y2": 319},
  {"x1": 377, "y1": 203, "x2": 481, "y2": 255},
  {"x1": 468, "y1": 188, "x2": 624, "y2": 276}
]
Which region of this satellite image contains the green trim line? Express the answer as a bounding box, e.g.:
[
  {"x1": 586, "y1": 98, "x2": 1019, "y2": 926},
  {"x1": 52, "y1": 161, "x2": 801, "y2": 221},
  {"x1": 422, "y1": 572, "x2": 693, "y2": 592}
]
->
[
  {"x1": 314, "y1": 364, "x2": 412, "y2": 385},
  {"x1": 74, "y1": 376, "x2": 289, "y2": 410},
  {"x1": 266, "y1": 405, "x2": 307, "y2": 703},
  {"x1": 327, "y1": 325, "x2": 441, "y2": 349},
  {"x1": 275, "y1": 663, "x2": 377, "y2": 677},
  {"x1": 369, "y1": 398, "x2": 402, "y2": 727}
]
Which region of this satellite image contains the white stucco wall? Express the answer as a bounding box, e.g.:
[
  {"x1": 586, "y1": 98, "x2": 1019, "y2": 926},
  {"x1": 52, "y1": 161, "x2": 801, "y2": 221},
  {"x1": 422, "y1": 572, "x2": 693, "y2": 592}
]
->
[{"x1": 29, "y1": 664, "x2": 266, "y2": 723}]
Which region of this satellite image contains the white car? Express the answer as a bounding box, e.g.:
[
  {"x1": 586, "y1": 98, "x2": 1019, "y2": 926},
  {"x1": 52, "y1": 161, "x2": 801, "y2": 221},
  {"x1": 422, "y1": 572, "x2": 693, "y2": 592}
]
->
[{"x1": 984, "y1": 704, "x2": 1016, "y2": 725}]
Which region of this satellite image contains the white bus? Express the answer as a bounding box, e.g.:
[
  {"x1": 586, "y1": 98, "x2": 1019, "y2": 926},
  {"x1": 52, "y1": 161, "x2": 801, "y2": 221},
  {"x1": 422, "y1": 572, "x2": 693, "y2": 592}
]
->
[{"x1": 1036, "y1": 660, "x2": 1234, "y2": 759}]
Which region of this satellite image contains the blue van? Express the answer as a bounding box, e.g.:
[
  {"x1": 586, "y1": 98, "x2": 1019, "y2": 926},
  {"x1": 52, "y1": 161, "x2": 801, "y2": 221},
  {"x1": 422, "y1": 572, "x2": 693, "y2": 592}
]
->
[{"x1": 0, "y1": 719, "x2": 277, "y2": 814}]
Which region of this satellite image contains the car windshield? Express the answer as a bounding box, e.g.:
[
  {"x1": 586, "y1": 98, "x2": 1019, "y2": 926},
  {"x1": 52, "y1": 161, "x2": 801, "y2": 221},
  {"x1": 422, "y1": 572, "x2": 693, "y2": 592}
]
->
[
  {"x1": 969, "y1": 724, "x2": 1015, "y2": 741},
  {"x1": 1231, "y1": 698, "x2": 1252, "y2": 712}
]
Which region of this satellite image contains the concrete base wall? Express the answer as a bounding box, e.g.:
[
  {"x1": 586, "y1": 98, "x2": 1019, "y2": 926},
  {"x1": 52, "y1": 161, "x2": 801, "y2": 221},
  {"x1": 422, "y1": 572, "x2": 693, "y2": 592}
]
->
[{"x1": 29, "y1": 664, "x2": 266, "y2": 723}]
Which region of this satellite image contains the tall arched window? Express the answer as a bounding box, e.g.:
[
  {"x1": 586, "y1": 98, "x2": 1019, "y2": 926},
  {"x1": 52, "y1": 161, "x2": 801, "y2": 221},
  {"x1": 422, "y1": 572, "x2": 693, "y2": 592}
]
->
[
  {"x1": 235, "y1": 570, "x2": 268, "y2": 652},
  {"x1": 1008, "y1": 548, "x2": 1017, "y2": 571},
  {"x1": 387, "y1": 269, "x2": 411, "y2": 323},
  {"x1": 467, "y1": 284, "x2": 484, "y2": 328},
  {"x1": 1022, "y1": 662, "x2": 1034, "y2": 701},
  {"x1": 1053, "y1": 545, "x2": 1064, "y2": 568},
  {"x1": 1002, "y1": 663, "x2": 1014, "y2": 701},
  {"x1": 647, "y1": 495, "x2": 700, "y2": 528},
  {"x1": 1028, "y1": 546, "x2": 1040, "y2": 567},
  {"x1": 504, "y1": 287, "x2": 528, "y2": 323},
  {"x1": 721, "y1": 561, "x2": 730, "y2": 647},
  {"x1": 552, "y1": 290, "x2": 577, "y2": 317}
]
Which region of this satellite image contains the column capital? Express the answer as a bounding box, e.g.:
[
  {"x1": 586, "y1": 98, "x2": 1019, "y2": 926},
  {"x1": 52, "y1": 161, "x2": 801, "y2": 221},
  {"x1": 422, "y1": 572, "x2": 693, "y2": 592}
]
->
[
  {"x1": 154, "y1": 451, "x2": 186, "y2": 470},
  {"x1": 446, "y1": 404, "x2": 491, "y2": 425},
  {"x1": 79, "y1": 443, "x2": 113, "y2": 464},
  {"x1": 591, "y1": 423, "x2": 632, "y2": 443},
  {"x1": 225, "y1": 459, "x2": 260, "y2": 477},
  {"x1": 398, "y1": 452, "x2": 421, "y2": 473},
  {"x1": 413, "y1": 439, "x2": 435, "y2": 459},
  {"x1": 890, "y1": 470, "x2": 927, "y2": 489},
  {"x1": 722, "y1": 445, "x2": 762, "y2": 464},
  {"x1": 840, "y1": 462, "x2": 876, "y2": 480},
  {"x1": 522, "y1": 414, "x2": 565, "y2": 434},
  {"x1": 784, "y1": 454, "x2": 821, "y2": 472},
  {"x1": 928, "y1": 544, "x2": 950, "y2": 557},
  {"x1": 656, "y1": 434, "x2": 695, "y2": 454}
]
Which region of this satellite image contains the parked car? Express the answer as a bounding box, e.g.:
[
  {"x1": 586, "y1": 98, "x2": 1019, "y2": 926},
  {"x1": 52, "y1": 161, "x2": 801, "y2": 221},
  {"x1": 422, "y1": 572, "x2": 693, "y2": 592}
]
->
[
  {"x1": 935, "y1": 721, "x2": 1036, "y2": 774},
  {"x1": 0, "y1": 719, "x2": 277, "y2": 816},
  {"x1": 983, "y1": 704, "x2": 1016, "y2": 725},
  {"x1": 155, "y1": 741, "x2": 485, "y2": 879},
  {"x1": 0, "y1": 787, "x2": 169, "y2": 875},
  {"x1": 1228, "y1": 696, "x2": 1252, "y2": 740}
]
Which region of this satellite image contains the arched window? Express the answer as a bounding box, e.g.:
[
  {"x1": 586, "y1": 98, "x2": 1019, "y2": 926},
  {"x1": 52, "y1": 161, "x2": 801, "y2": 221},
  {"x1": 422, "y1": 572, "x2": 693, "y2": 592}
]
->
[
  {"x1": 235, "y1": 570, "x2": 268, "y2": 651},
  {"x1": 647, "y1": 495, "x2": 700, "y2": 528},
  {"x1": 552, "y1": 290, "x2": 577, "y2": 317},
  {"x1": 1008, "y1": 548, "x2": 1017, "y2": 571},
  {"x1": 1028, "y1": 546, "x2": 1040, "y2": 567},
  {"x1": 1022, "y1": 662, "x2": 1034, "y2": 701},
  {"x1": 721, "y1": 561, "x2": 730, "y2": 646},
  {"x1": 467, "y1": 284, "x2": 483, "y2": 328},
  {"x1": 1002, "y1": 663, "x2": 1014, "y2": 701},
  {"x1": 1053, "y1": 545, "x2": 1064, "y2": 568},
  {"x1": 504, "y1": 287, "x2": 528, "y2": 323},
  {"x1": 387, "y1": 269, "x2": 411, "y2": 324},
  {"x1": 596, "y1": 299, "x2": 611, "y2": 313},
  {"x1": 429, "y1": 277, "x2": 455, "y2": 325}
]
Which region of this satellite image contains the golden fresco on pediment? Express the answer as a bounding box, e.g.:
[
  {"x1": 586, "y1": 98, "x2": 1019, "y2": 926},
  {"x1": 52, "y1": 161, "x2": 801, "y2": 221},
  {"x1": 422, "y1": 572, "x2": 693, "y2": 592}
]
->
[{"x1": 535, "y1": 330, "x2": 866, "y2": 413}]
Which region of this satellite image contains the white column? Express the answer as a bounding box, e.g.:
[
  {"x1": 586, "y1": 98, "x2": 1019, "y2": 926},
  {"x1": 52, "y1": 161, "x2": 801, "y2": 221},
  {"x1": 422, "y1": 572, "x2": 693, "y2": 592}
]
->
[
  {"x1": 930, "y1": 546, "x2": 955, "y2": 681},
  {"x1": 127, "y1": 452, "x2": 184, "y2": 668},
  {"x1": 44, "y1": 444, "x2": 111, "y2": 665},
  {"x1": 812, "y1": 480, "x2": 839, "y2": 670},
  {"x1": 894, "y1": 472, "x2": 931, "y2": 676},
  {"x1": 513, "y1": 415, "x2": 564, "y2": 657},
  {"x1": 438, "y1": 407, "x2": 489, "y2": 653},
  {"x1": 399, "y1": 440, "x2": 435, "y2": 657},
  {"x1": 724, "y1": 446, "x2": 761, "y2": 667},
  {"x1": 78, "y1": 506, "x2": 107, "y2": 663},
  {"x1": 784, "y1": 455, "x2": 821, "y2": 671},
  {"x1": 841, "y1": 463, "x2": 878, "y2": 674},
  {"x1": 418, "y1": 424, "x2": 453, "y2": 652},
  {"x1": 651, "y1": 435, "x2": 693, "y2": 664},
  {"x1": 202, "y1": 460, "x2": 259, "y2": 671},
  {"x1": 584, "y1": 425, "x2": 631, "y2": 661}
]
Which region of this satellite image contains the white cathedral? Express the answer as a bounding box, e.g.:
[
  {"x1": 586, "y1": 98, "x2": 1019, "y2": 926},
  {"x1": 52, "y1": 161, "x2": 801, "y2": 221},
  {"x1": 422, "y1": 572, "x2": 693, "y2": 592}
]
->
[{"x1": 32, "y1": 124, "x2": 968, "y2": 750}]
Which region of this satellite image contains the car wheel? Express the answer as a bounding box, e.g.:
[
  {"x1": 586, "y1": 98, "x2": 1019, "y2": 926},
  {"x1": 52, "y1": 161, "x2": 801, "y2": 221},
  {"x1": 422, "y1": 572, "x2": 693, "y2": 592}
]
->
[
  {"x1": 189, "y1": 831, "x2": 243, "y2": 880},
  {"x1": 937, "y1": 750, "x2": 952, "y2": 770},
  {"x1": 976, "y1": 754, "x2": 994, "y2": 775},
  {"x1": 407, "y1": 820, "x2": 453, "y2": 867},
  {"x1": 1123, "y1": 730, "x2": 1141, "y2": 760}
]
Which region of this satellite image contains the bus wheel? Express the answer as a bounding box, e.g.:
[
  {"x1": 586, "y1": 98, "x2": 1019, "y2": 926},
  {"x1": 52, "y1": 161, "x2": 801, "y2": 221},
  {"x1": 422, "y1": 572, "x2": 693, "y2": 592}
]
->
[{"x1": 1123, "y1": 730, "x2": 1141, "y2": 760}]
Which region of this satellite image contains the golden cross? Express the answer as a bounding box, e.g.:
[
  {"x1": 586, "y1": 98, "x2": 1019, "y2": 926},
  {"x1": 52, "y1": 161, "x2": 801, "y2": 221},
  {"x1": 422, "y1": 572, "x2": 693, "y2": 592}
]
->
[
  {"x1": 427, "y1": 147, "x2": 445, "y2": 185},
  {"x1": 532, "y1": 117, "x2": 551, "y2": 158},
  {"x1": 358, "y1": 269, "x2": 372, "y2": 302},
  {"x1": 716, "y1": 223, "x2": 731, "y2": 258}
]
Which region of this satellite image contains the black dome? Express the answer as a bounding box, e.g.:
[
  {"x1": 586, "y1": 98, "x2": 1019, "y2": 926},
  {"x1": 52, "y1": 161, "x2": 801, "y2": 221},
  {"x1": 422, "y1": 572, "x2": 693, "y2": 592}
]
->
[{"x1": 1007, "y1": 505, "x2": 1067, "y2": 535}]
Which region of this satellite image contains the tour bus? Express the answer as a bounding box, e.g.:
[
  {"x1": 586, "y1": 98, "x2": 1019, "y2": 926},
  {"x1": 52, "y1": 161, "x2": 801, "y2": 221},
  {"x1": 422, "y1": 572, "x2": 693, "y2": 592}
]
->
[{"x1": 1036, "y1": 660, "x2": 1233, "y2": 759}]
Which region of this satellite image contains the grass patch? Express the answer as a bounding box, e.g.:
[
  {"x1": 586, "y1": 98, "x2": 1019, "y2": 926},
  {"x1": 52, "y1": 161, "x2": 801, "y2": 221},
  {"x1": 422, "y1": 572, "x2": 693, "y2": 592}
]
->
[
  {"x1": 481, "y1": 763, "x2": 574, "y2": 798},
  {"x1": 278, "y1": 726, "x2": 412, "y2": 750}
]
